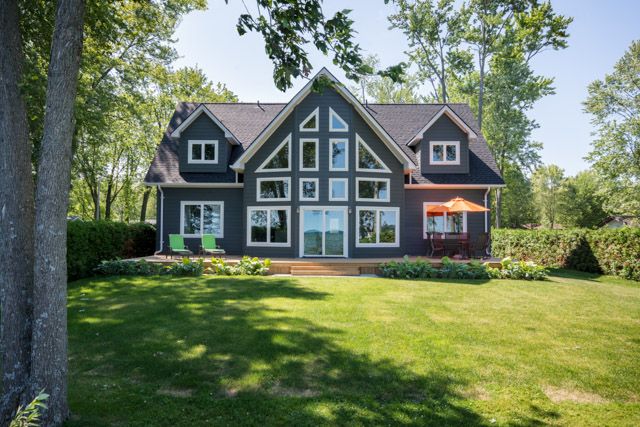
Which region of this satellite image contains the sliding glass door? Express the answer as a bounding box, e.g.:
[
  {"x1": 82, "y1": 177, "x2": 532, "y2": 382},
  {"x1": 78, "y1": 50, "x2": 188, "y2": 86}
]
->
[{"x1": 300, "y1": 207, "x2": 347, "y2": 257}]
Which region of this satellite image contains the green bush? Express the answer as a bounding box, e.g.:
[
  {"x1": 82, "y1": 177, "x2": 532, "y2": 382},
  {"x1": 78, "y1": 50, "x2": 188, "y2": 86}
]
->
[
  {"x1": 379, "y1": 256, "x2": 490, "y2": 280},
  {"x1": 492, "y1": 228, "x2": 640, "y2": 281},
  {"x1": 210, "y1": 256, "x2": 271, "y2": 275},
  {"x1": 9, "y1": 390, "x2": 48, "y2": 427},
  {"x1": 67, "y1": 221, "x2": 155, "y2": 280},
  {"x1": 94, "y1": 259, "x2": 164, "y2": 276},
  {"x1": 166, "y1": 258, "x2": 204, "y2": 276},
  {"x1": 485, "y1": 257, "x2": 548, "y2": 280}
]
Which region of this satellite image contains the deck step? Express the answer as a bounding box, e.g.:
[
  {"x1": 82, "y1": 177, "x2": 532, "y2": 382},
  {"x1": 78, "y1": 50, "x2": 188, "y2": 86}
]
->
[{"x1": 290, "y1": 266, "x2": 361, "y2": 276}]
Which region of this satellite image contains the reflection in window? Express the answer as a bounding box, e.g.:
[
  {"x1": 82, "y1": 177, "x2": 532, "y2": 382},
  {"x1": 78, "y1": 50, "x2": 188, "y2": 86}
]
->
[
  {"x1": 430, "y1": 141, "x2": 459, "y2": 164},
  {"x1": 357, "y1": 137, "x2": 388, "y2": 171},
  {"x1": 262, "y1": 140, "x2": 289, "y2": 169},
  {"x1": 330, "y1": 139, "x2": 348, "y2": 170},
  {"x1": 182, "y1": 202, "x2": 223, "y2": 237},
  {"x1": 300, "y1": 139, "x2": 317, "y2": 170},
  {"x1": 258, "y1": 179, "x2": 289, "y2": 200},
  {"x1": 249, "y1": 208, "x2": 289, "y2": 245},
  {"x1": 329, "y1": 107, "x2": 348, "y2": 131},
  {"x1": 357, "y1": 179, "x2": 389, "y2": 201},
  {"x1": 357, "y1": 208, "x2": 399, "y2": 246},
  {"x1": 300, "y1": 179, "x2": 317, "y2": 201}
]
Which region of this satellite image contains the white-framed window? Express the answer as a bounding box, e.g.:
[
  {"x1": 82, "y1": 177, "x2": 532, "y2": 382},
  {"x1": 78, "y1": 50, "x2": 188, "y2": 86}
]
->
[
  {"x1": 257, "y1": 134, "x2": 291, "y2": 172},
  {"x1": 356, "y1": 177, "x2": 390, "y2": 202},
  {"x1": 329, "y1": 178, "x2": 348, "y2": 201},
  {"x1": 429, "y1": 141, "x2": 460, "y2": 165},
  {"x1": 329, "y1": 138, "x2": 349, "y2": 171},
  {"x1": 299, "y1": 107, "x2": 319, "y2": 132},
  {"x1": 188, "y1": 140, "x2": 218, "y2": 164},
  {"x1": 329, "y1": 107, "x2": 348, "y2": 132},
  {"x1": 247, "y1": 206, "x2": 291, "y2": 247},
  {"x1": 299, "y1": 178, "x2": 319, "y2": 201},
  {"x1": 356, "y1": 207, "x2": 400, "y2": 247},
  {"x1": 299, "y1": 138, "x2": 319, "y2": 171},
  {"x1": 356, "y1": 134, "x2": 390, "y2": 173},
  {"x1": 180, "y1": 201, "x2": 224, "y2": 238},
  {"x1": 423, "y1": 201, "x2": 467, "y2": 237},
  {"x1": 256, "y1": 177, "x2": 290, "y2": 201}
]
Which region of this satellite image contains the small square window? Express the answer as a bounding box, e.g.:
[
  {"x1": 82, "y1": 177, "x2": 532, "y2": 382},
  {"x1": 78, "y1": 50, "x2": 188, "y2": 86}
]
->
[
  {"x1": 299, "y1": 178, "x2": 319, "y2": 201},
  {"x1": 430, "y1": 141, "x2": 459, "y2": 165},
  {"x1": 329, "y1": 178, "x2": 348, "y2": 201},
  {"x1": 188, "y1": 140, "x2": 218, "y2": 164}
]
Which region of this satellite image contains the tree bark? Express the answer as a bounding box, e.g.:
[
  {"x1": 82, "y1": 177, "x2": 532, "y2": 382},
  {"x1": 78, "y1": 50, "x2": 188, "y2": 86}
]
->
[
  {"x1": 0, "y1": 1, "x2": 35, "y2": 423},
  {"x1": 31, "y1": 0, "x2": 85, "y2": 425},
  {"x1": 105, "y1": 181, "x2": 112, "y2": 220},
  {"x1": 495, "y1": 188, "x2": 502, "y2": 229},
  {"x1": 140, "y1": 186, "x2": 151, "y2": 222},
  {"x1": 478, "y1": 53, "x2": 486, "y2": 130}
]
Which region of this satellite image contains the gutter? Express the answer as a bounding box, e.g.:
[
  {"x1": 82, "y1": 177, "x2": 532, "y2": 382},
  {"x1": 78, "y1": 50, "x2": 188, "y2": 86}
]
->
[{"x1": 154, "y1": 185, "x2": 164, "y2": 255}]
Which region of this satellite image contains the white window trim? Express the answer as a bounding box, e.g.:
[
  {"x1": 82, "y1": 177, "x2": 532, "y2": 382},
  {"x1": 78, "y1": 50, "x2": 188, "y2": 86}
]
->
[
  {"x1": 356, "y1": 177, "x2": 390, "y2": 202},
  {"x1": 329, "y1": 178, "x2": 349, "y2": 202},
  {"x1": 329, "y1": 107, "x2": 349, "y2": 132},
  {"x1": 355, "y1": 206, "x2": 400, "y2": 248},
  {"x1": 299, "y1": 178, "x2": 319, "y2": 202},
  {"x1": 299, "y1": 206, "x2": 349, "y2": 257},
  {"x1": 299, "y1": 138, "x2": 319, "y2": 171},
  {"x1": 256, "y1": 177, "x2": 291, "y2": 202},
  {"x1": 246, "y1": 206, "x2": 291, "y2": 247},
  {"x1": 299, "y1": 107, "x2": 319, "y2": 132},
  {"x1": 429, "y1": 141, "x2": 460, "y2": 165},
  {"x1": 355, "y1": 134, "x2": 391, "y2": 173},
  {"x1": 422, "y1": 201, "x2": 467, "y2": 238},
  {"x1": 256, "y1": 134, "x2": 291, "y2": 172},
  {"x1": 329, "y1": 138, "x2": 349, "y2": 171},
  {"x1": 180, "y1": 201, "x2": 224, "y2": 238},
  {"x1": 187, "y1": 140, "x2": 219, "y2": 164}
]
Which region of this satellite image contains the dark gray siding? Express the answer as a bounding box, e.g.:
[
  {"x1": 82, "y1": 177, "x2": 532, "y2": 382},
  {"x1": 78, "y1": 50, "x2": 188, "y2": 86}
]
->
[
  {"x1": 178, "y1": 113, "x2": 232, "y2": 174},
  {"x1": 159, "y1": 187, "x2": 243, "y2": 254},
  {"x1": 419, "y1": 115, "x2": 469, "y2": 174},
  {"x1": 403, "y1": 188, "x2": 489, "y2": 255},
  {"x1": 243, "y1": 87, "x2": 406, "y2": 258}
]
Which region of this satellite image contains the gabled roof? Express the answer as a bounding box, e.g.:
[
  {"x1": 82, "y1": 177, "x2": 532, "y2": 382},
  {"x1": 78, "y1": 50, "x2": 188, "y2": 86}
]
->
[
  {"x1": 170, "y1": 104, "x2": 241, "y2": 144},
  {"x1": 230, "y1": 67, "x2": 417, "y2": 172},
  {"x1": 406, "y1": 105, "x2": 478, "y2": 146}
]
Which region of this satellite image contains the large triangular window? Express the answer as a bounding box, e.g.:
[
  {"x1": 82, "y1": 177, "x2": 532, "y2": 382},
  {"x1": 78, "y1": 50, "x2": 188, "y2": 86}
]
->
[
  {"x1": 329, "y1": 107, "x2": 348, "y2": 132},
  {"x1": 299, "y1": 107, "x2": 319, "y2": 132},
  {"x1": 356, "y1": 134, "x2": 390, "y2": 173},
  {"x1": 257, "y1": 134, "x2": 291, "y2": 172}
]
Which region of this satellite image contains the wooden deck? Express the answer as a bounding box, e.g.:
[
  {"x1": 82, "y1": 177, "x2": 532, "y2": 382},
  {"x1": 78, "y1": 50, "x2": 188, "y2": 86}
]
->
[{"x1": 136, "y1": 255, "x2": 501, "y2": 276}]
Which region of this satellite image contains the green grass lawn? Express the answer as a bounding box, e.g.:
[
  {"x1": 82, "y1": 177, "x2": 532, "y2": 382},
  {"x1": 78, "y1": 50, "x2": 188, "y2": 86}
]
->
[{"x1": 66, "y1": 271, "x2": 640, "y2": 426}]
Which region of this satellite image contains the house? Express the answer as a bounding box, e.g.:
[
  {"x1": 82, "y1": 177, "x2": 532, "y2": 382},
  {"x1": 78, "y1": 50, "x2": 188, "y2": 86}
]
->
[{"x1": 144, "y1": 68, "x2": 504, "y2": 258}]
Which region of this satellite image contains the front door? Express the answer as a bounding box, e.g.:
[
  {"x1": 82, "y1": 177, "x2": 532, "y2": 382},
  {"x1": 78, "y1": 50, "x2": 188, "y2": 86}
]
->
[{"x1": 300, "y1": 207, "x2": 347, "y2": 257}]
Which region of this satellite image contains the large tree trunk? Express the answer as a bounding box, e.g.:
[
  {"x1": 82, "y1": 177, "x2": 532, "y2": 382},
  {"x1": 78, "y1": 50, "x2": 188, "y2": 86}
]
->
[
  {"x1": 140, "y1": 186, "x2": 151, "y2": 222},
  {"x1": 105, "y1": 181, "x2": 113, "y2": 220},
  {"x1": 495, "y1": 188, "x2": 502, "y2": 229},
  {"x1": 0, "y1": 1, "x2": 36, "y2": 423},
  {"x1": 31, "y1": 0, "x2": 85, "y2": 424},
  {"x1": 478, "y1": 53, "x2": 486, "y2": 130}
]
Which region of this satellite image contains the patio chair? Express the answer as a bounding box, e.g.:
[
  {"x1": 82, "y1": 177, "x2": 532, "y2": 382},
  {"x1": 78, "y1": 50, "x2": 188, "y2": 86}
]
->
[
  {"x1": 470, "y1": 233, "x2": 489, "y2": 258},
  {"x1": 168, "y1": 234, "x2": 193, "y2": 258},
  {"x1": 200, "y1": 234, "x2": 226, "y2": 256},
  {"x1": 430, "y1": 233, "x2": 446, "y2": 257}
]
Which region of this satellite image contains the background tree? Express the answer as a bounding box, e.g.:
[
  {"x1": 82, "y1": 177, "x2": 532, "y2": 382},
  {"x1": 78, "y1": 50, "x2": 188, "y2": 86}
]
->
[
  {"x1": 499, "y1": 165, "x2": 537, "y2": 228},
  {"x1": 584, "y1": 40, "x2": 640, "y2": 216},
  {"x1": 388, "y1": 0, "x2": 471, "y2": 102},
  {"x1": 531, "y1": 164, "x2": 566, "y2": 229},
  {"x1": 559, "y1": 170, "x2": 608, "y2": 228},
  {"x1": 351, "y1": 55, "x2": 425, "y2": 103}
]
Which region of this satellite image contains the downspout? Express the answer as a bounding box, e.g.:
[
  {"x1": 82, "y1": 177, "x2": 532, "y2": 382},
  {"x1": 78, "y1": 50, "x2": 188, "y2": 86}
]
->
[
  {"x1": 154, "y1": 184, "x2": 165, "y2": 255},
  {"x1": 483, "y1": 187, "x2": 490, "y2": 233}
]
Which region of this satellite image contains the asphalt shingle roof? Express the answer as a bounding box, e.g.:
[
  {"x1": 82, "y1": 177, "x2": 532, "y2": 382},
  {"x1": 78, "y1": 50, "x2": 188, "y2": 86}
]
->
[{"x1": 144, "y1": 101, "x2": 504, "y2": 186}]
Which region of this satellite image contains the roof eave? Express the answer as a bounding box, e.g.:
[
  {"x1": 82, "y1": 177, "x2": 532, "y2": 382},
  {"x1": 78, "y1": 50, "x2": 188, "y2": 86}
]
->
[
  {"x1": 407, "y1": 105, "x2": 478, "y2": 146},
  {"x1": 169, "y1": 104, "x2": 241, "y2": 145}
]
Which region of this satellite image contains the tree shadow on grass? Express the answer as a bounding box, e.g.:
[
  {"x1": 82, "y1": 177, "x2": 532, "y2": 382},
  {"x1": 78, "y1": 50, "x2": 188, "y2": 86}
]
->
[{"x1": 67, "y1": 276, "x2": 485, "y2": 426}]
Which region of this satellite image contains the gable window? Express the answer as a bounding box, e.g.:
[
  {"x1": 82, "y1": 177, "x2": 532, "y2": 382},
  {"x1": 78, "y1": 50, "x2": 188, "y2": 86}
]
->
[
  {"x1": 247, "y1": 206, "x2": 290, "y2": 246},
  {"x1": 180, "y1": 201, "x2": 224, "y2": 238},
  {"x1": 299, "y1": 178, "x2": 319, "y2": 201},
  {"x1": 329, "y1": 107, "x2": 348, "y2": 132},
  {"x1": 257, "y1": 177, "x2": 290, "y2": 201},
  {"x1": 429, "y1": 141, "x2": 460, "y2": 165},
  {"x1": 299, "y1": 138, "x2": 318, "y2": 171},
  {"x1": 329, "y1": 178, "x2": 348, "y2": 201},
  {"x1": 356, "y1": 178, "x2": 390, "y2": 202},
  {"x1": 257, "y1": 134, "x2": 291, "y2": 172},
  {"x1": 299, "y1": 107, "x2": 319, "y2": 132},
  {"x1": 356, "y1": 207, "x2": 399, "y2": 247},
  {"x1": 423, "y1": 202, "x2": 467, "y2": 236},
  {"x1": 188, "y1": 140, "x2": 218, "y2": 164},
  {"x1": 329, "y1": 138, "x2": 348, "y2": 171},
  {"x1": 356, "y1": 134, "x2": 390, "y2": 173}
]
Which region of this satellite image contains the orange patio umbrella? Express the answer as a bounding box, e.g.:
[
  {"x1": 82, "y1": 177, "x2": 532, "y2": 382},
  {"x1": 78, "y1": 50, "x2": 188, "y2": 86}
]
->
[
  {"x1": 441, "y1": 197, "x2": 489, "y2": 212},
  {"x1": 425, "y1": 204, "x2": 450, "y2": 214}
]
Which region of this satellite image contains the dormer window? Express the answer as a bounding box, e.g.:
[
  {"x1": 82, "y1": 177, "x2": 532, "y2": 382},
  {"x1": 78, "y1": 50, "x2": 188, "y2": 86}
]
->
[
  {"x1": 188, "y1": 140, "x2": 218, "y2": 164},
  {"x1": 299, "y1": 107, "x2": 319, "y2": 132},
  {"x1": 430, "y1": 141, "x2": 460, "y2": 165},
  {"x1": 329, "y1": 107, "x2": 348, "y2": 132}
]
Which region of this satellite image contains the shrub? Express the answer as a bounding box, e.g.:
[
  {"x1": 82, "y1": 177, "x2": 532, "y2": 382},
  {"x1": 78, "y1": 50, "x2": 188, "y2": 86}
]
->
[
  {"x1": 379, "y1": 256, "x2": 489, "y2": 280},
  {"x1": 210, "y1": 256, "x2": 271, "y2": 275},
  {"x1": 67, "y1": 220, "x2": 155, "y2": 280},
  {"x1": 10, "y1": 390, "x2": 48, "y2": 427},
  {"x1": 492, "y1": 228, "x2": 640, "y2": 281},
  {"x1": 485, "y1": 257, "x2": 548, "y2": 280},
  {"x1": 94, "y1": 259, "x2": 164, "y2": 276},
  {"x1": 166, "y1": 258, "x2": 204, "y2": 276}
]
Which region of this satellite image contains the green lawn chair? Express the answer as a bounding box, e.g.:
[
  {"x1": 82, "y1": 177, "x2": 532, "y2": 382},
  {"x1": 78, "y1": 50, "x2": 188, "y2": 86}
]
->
[
  {"x1": 200, "y1": 234, "x2": 226, "y2": 256},
  {"x1": 168, "y1": 234, "x2": 193, "y2": 258}
]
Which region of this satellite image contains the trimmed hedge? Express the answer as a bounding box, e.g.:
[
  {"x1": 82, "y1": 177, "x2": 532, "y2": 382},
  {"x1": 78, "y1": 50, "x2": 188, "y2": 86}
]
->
[
  {"x1": 491, "y1": 228, "x2": 640, "y2": 281},
  {"x1": 67, "y1": 221, "x2": 156, "y2": 280}
]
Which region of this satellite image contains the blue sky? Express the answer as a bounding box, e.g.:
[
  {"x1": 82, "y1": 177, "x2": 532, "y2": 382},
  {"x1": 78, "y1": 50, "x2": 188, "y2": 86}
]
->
[{"x1": 172, "y1": 0, "x2": 639, "y2": 175}]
